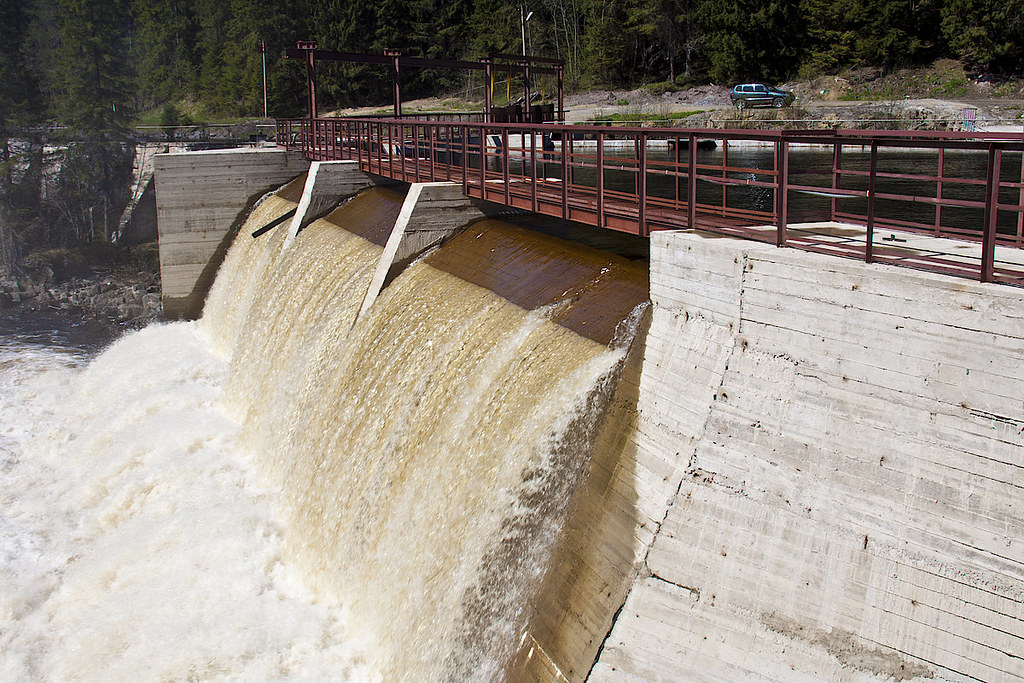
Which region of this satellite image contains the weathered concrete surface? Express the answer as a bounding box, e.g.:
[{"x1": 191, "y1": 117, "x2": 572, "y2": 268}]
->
[
  {"x1": 154, "y1": 147, "x2": 309, "y2": 318},
  {"x1": 583, "y1": 231, "x2": 1024, "y2": 681}
]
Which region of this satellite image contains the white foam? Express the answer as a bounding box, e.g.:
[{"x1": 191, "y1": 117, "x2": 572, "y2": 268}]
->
[{"x1": 0, "y1": 323, "x2": 377, "y2": 681}]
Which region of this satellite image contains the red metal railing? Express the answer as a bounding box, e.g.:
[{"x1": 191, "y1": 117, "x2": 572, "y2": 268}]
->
[{"x1": 275, "y1": 117, "x2": 1024, "y2": 285}]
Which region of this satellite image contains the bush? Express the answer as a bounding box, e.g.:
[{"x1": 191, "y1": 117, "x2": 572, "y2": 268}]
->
[{"x1": 644, "y1": 81, "x2": 681, "y2": 97}]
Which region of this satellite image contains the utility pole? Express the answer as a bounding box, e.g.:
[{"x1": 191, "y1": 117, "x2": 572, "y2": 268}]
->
[
  {"x1": 261, "y1": 40, "x2": 268, "y2": 119},
  {"x1": 520, "y1": 5, "x2": 533, "y2": 56}
]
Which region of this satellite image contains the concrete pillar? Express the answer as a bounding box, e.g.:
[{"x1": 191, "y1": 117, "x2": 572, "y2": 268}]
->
[
  {"x1": 356, "y1": 182, "x2": 499, "y2": 324},
  {"x1": 283, "y1": 160, "x2": 377, "y2": 248},
  {"x1": 588, "y1": 230, "x2": 1024, "y2": 682},
  {"x1": 154, "y1": 147, "x2": 310, "y2": 319}
]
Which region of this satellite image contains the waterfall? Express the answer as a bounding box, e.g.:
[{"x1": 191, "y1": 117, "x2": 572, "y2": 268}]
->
[
  {"x1": 211, "y1": 187, "x2": 647, "y2": 679},
  {"x1": 0, "y1": 183, "x2": 648, "y2": 681}
]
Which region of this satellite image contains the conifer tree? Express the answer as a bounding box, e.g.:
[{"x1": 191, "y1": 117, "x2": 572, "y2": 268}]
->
[{"x1": 55, "y1": 0, "x2": 134, "y2": 135}]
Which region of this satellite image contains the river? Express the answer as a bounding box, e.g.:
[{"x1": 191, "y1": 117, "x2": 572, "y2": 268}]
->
[
  {"x1": 0, "y1": 182, "x2": 646, "y2": 680},
  {"x1": 0, "y1": 315, "x2": 379, "y2": 680}
]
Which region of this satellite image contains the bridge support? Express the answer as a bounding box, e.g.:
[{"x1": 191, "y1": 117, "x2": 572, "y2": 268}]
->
[
  {"x1": 283, "y1": 160, "x2": 377, "y2": 248},
  {"x1": 356, "y1": 182, "x2": 500, "y2": 325},
  {"x1": 575, "y1": 230, "x2": 1024, "y2": 682},
  {"x1": 154, "y1": 147, "x2": 309, "y2": 319}
]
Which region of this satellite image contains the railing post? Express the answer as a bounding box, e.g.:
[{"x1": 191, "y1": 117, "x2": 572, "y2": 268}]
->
[
  {"x1": 531, "y1": 127, "x2": 539, "y2": 214},
  {"x1": 429, "y1": 124, "x2": 436, "y2": 181},
  {"x1": 561, "y1": 130, "x2": 569, "y2": 220},
  {"x1": 638, "y1": 132, "x2": 648, "y2": 236},
  {"x1": 462, "y1": 124, "x2": 469, "y2": 192},
  {"x1": 400, "y1": 123, "x2": 407, "y2": 180},
  {"x1": 480, "y1": 124, "x2": 486, "y2": 199},
  {"x1": 935, "y1": 147, "x2": 945, "y2": 236},
  {"x1": 831, "y1": 140, "x2": 842, "y2": 221},
  {"x1": 444, "y1": 124, "x2": 452, "y2": 182},
  {"x1": 720, "y1": 137, "x2": 728, "y2": 215},
  {"x1": 776, "y1": 138, "x2": 789, "y2": 247},
  {"x1": 388, "y1": 122, "x2": 394, "y2": 178},
  {"x1": 375, "y1": 122, "x2": 382, "y2": 175},
  {"x1": 413, "y1": 124, "x2": 420, "y2": 181},
  {"x1": 502, "y1": 127, "x2": 510, "y2": 205},
  {"x1": 1017, "y1": 150, "x2": 1024, "y2": 248},
  {"x1": 687, "y1": 133, "x2": 697, "y2": 229},
  {"x1": 866, "y1": 141, "x2": 878, "y2": 263},
  {"x1": 673, "y1": 133, "x2": 681, "y2": 208},
  {"x1": 597, "y1": 131, "x2": 605, "y2": 228},
  {"x1": 981, "y1": 144, "x2": 1001, "y2": 282}
]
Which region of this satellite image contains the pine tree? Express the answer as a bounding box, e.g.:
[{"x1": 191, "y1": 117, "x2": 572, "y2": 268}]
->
[{"x1": 0, "y1": 0, "x2": 43, "y2": 144}]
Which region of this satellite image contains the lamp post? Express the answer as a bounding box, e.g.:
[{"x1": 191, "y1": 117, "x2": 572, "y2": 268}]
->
[{"x1": 520, "y1": 5, "x2": 533, "y2": 56}]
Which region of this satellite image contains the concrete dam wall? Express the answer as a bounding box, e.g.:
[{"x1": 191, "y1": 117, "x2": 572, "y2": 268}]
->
[{"x1": 153, "y1": 148, "x2": 1023, "y2": 681}]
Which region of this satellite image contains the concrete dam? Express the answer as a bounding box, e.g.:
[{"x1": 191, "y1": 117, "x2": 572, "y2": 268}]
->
[{"x1": 153, "y1": 148, "x2": 1023, "y2": 681}]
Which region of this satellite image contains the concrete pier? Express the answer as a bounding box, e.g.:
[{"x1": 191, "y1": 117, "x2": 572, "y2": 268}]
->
[
  {"x1": 357, "y1": 182, "x2": 499, "y2": 324},
  {"x1": 538, "y1": 230, "x2": 1024, "y2": 682},
  {"x1": 154, "y1": 147, "x2": 309, "y2": 318},
  {"x1": 282, "y1": 160, "x2": 378, "y2": 248}
]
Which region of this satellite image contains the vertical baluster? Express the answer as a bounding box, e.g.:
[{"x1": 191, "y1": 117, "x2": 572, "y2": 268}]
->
[
  {"x1": 866, "y1": 141, "x2": 878, "y2": 263},
  {"x1": 831, "y1": 141, "x2": 842, "y2": 222},
  {"x1": 981, "y1": 145, "x2": 1001, "y2": 282},
  {"x1": 561, "y1": 130, "x2": 569, "y2": 220},
  {"x1": 935, "y1": 147, "x2": 945, "y2": 236},
  {"x1": 638, "y1": 133, "x2": 648, "y2": 236},
  {"x1": 777, "y1": 138, "x2": 789, "y2": 247},
  {"x1": 502, "y1": 127, "x2": 510, "y2": 206},
  {"x1": 531, "y1": 127, "x2": 538, "y2": 214},
  {"x1": 597, "y1": 131, "x2": 605, "y2": 229},
  {"x1": 687, "y1": 133, "x2": 697, "y2": 229}
]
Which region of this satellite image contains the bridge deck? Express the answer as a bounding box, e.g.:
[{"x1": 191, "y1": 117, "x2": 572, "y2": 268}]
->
[{"x1": 277, "y1": 117, "x2": 1024, "y2": 286}]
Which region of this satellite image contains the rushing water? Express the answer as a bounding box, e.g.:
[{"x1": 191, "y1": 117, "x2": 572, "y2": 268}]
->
[{"x1": 1, "y1": 186, "x2": 646, "y2": 680}]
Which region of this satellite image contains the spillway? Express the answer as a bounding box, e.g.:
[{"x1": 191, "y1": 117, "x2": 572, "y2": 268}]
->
[
  {"x1": 8, "y1": 151, "x2": 1024, "y2": 682},
  {"x1": 204, "y1": 185, "x2": 649, "y2": 679}
]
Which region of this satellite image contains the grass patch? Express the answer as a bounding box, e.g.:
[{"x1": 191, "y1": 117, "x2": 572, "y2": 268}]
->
[
  {"x1": 838, "y1": 87, "x2": 900, "y2": 101},
  {"x1": 994, "y1": 81, "x2": 1023, "y2": 98},
  {"x1": 583, "y1": 110, "x2": 705, "y2": 125},
  {"x1": 643, "y1": 81, "x2": 681, "y2": 97},
  {"x1": 929, "y1": 77, "x2": 967, "y2": 97}
]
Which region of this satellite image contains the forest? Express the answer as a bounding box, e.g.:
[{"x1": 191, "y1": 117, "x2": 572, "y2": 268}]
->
[
  {"x1": 0, "y1": 0, "x2": 1021, "y2": 271},
  {"x1": 1, "y1": 0, "x2": 1022, "y2": 133}
]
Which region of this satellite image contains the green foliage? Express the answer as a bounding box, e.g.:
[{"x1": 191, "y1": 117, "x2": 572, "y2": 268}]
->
[
  {"x1": 993, "y1": 81, "x2": 1023, "y2": 98},
  {"x1": 941, "y1": 0, "x2": 1024, "y2": 73},
  {"x1": 932, "y1": 76, "x2": 968, "y2": 97},
  {"x1": 586, "y1": 109, "x2": 705, "y2": 123},
  {"x1": 55, "y1": 0, "x2": 135, "y2": 135},
  {"x1": 0, "y1": 0, "x2": 1021, "y2": 130},
  {"x1": 644, "y1": 81, "x2": 681, "y2": 96},
  {"x1": 0, "y1": 0, "x2": 44, "y2": 136},
  {"x1": 699, "y1": 0, "x2": 804, "y2": 84}
]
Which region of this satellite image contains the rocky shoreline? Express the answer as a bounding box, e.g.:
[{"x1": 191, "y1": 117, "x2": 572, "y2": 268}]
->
[{"x1": 0, "y1": 270, "x2": 163, "y2": 329}]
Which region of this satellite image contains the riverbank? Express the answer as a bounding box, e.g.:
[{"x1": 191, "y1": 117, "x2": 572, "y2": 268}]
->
[{"x1": 0, "y1": 242, "x2": 163, "y2": 329}]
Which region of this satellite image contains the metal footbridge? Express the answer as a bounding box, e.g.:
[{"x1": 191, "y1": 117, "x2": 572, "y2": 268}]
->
[{"x1": 276, "y1": 44, "x2": 1024, "y2": 287}]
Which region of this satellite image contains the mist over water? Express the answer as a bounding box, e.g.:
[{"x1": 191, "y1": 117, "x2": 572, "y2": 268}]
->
[{"x1": 1, "y1": 186, "x2": 646, "y2": 681}]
